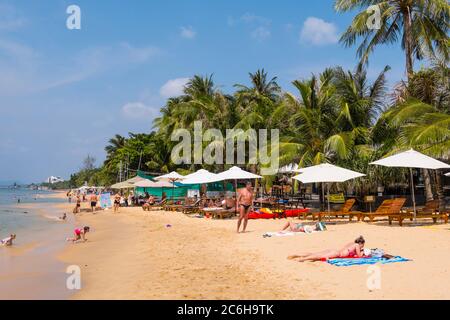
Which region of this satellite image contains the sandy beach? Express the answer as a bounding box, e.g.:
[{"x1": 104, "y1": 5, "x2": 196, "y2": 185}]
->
[{"x1": 57, "y1": 201, "x2": 450, "y2": 300}]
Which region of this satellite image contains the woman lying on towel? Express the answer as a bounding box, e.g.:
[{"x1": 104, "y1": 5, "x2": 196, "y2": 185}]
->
[
  {"x1": 280, "y1": 221, "x2": 326, "y2": 234},
  {"x1": 288, "y1": 236, "x2": 366, "y2": 262}
]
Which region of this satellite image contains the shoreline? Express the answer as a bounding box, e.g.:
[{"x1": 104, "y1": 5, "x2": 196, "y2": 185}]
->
[
  {"x1": 59, "y1": 205, "x2": 450, "y2": 300},
  {"x1": 0, "y1": 191, "x2": 75, "y2": 300}
]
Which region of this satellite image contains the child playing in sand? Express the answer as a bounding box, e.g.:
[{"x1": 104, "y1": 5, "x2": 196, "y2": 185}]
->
[
  {"x1": 66, "y1": 226, "x2": 90, "y2": 243},
  {"x1": 1, "y1": 234, "x2": 16, "y2": 246},
  {"x1": 288, "y1": 236, "x2": 366, "y2": 262}
]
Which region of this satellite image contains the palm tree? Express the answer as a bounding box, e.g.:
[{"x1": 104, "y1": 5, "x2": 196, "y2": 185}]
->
[
  {"x1": 335, "y1": 0, "x2": 449, "y2": 79},
  {"x1": 104, "y1": 134, "x2": 126, "y2": 165},
  {"x1": 234, "y1": 69, "x2": 281, "y2": 102}
]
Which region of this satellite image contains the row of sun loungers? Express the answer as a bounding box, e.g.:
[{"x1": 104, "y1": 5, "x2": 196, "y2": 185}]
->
[
  {"x1": 142, "y1": 195, "x2": 448, "y2": 225},
  {"x1": 309, "y1": 198, "x2": 448, "y2": 226}
]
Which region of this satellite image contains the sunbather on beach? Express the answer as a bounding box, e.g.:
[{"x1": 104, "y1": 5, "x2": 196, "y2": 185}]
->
[
  {"x1": 288, "y1": 236, "x2": 366, "y2": 262},
  {"x1": 237, "y1": 182, "x2": 254, "y2": 233},
  {"x1": 66, "y1": 226, "x2": 90, "y2": 243},
  {"x1": 280, "y1": 221, "x2": 326, "y2": 233},
  {"x1": 1, "y1": 234, "x2": 16, "y2": 246}
]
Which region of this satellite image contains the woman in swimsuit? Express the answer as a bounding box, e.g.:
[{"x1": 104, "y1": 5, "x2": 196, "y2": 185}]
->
[
  {"x1": 280, "y1": 221, "x2": 324, "y2": 233},
  {"x1": 74, "y1": 196, "x2": 81, "y2": 214},
  {"x1": 113, "y1": 194, "x2": 121, "y2": 213},
  {"x1": 288, "y1": 236, "x2": 366, "y2": 262},
  {"x1": 67, "y1": 226, "x2": 90, "y2": 243}
]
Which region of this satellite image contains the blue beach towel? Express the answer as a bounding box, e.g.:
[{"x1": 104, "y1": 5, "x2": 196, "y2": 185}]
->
[{"x1": 327, "y1": 256, "x2": 410, "y2": 267}]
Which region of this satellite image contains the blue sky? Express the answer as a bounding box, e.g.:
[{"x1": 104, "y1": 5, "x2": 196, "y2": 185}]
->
[{"x1": 0, "y1": 0, "x2": 408, "y2": 183}]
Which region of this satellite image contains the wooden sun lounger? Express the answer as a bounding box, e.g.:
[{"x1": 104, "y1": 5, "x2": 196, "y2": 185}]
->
[
  {"x1": 212, "y1": 208, "x2": 236, "y2": 219},
  {"x1": 182, "y1": 199, "x2": 201, "y2": 214},
  {"x1": 388, "y1": 199, "x2": 449, "y2": 226},
  {"x1": 358, "y1": 198, "x2": 406, "y2": 223},
  {"x1": 312, "y1": 198, "x2": 359, "y2": 221},
  {"x1": 142, "y1": 199, "x2": 167, "y2": 211}
]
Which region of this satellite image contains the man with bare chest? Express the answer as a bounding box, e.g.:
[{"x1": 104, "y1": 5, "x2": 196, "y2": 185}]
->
[{"x1": 237, "y1": 182, "x2": 254, "y2": 233}]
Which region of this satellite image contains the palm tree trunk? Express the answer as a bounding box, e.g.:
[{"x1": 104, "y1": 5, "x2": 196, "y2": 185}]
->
[
  {"x1": 403, "y1": 8, "x2": 414, "y2": 80},
  {"x1": 435, "y1": 170, "x2": 445, "y2": 211},
  {"x1": 422, "y1": 169, "x2": 434, "y2": 202}
]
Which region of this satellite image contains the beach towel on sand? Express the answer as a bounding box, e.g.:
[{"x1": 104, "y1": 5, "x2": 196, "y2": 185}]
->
[{"x1": 327, "y1": 256, "x2": 410, "y2": 267}]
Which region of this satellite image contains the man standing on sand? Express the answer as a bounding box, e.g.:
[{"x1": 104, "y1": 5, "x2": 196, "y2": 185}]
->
[{"x1": 237, "y1": 181, "x2": 254, "y2": 233}]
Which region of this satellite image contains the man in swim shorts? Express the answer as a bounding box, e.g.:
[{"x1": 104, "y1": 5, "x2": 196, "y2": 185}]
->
[
  {"x1": 90, "y1": 193, "x2": 98, "y2": 213},
  {"x1": 237, "y1": 181, "x2": 254, "y2": 233}
]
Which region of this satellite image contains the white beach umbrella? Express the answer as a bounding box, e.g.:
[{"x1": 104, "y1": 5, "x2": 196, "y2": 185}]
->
[
  {"x1": 278, "y1": 163, "x2": 299, "y2": 174},
  {"x1": 155, "y1": 171, "x2": 185, "y2": 181},
  {"x1": 370, "y1": 149, "x2": 450, "y2": 222},
  {"x1": 126, "y1": 176, "x2": 146, "y2": 184},
  {"x1": 293, "y1": 163, "x2": 365, "y2": 184},
  {"x1": 134, "y1": 179, "x2": 175, "y2": 188},
  {"x1": 216, "y1": 167, "x2": 262, "y2": 214},
  {"x1": 110, "y1": 181, "x2": 134, "y2": 189},
  {"x1": 216, "y1": 166, "x2": 262, "y2": 181},
  {"x1": 181, "y1": 169, "x2": 221, "y2": 185},
  {"x1": 293, "y1": 163, "x2": 365, "y2": 213},
  {"x1": 155, "y1": 172, "x2": 185, "y2": 201}
]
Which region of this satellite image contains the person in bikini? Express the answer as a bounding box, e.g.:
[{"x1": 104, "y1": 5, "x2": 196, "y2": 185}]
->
[
  {"x1": 74, "y1": 195, "x2": 81, "y2": 214},
  {"x1": 66, "y1": 226, "x2": 90, "y2": 243},
  {"x1": 280, "y1": 221, "x2": 326, "y2": 234},
  {"x1": 237, "y1": 181, "x2": 254, "y2": 233},
  {"x1": 288, "y1": 236, "x2": 366, "y2": 262},
  {"x1": 113, "y1": 193, "x2": 121, "y2": 213}
]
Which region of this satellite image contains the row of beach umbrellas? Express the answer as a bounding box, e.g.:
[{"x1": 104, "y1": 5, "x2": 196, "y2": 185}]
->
[
  {"x1": 111, "y1": 149, "x2": 449, "y2": 221},
  {"x1": 291, "y1": 149, "x2": 450, "y2": 223}
]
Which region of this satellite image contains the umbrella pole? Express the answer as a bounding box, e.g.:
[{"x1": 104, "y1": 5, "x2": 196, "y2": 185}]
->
[
  {"x1": 327, "y1": 183, "x2": 331, "y2": 221},
  {"x1": 321, "y1": 182, "x2": 325, "y2": 211},
  {"x1": 410, "y1": 168, "x2": 417, "y2": 223},
  {"x1": 235, "y1": 179, "x2": 238, "y2": 216}
]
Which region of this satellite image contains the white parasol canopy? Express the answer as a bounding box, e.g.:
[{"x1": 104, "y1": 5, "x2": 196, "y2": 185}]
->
[
  {"x1": 293, "y1": 163, "x2": 365, "y2": 214},
  {"x1": 134, "y1": 179, "x2": 175, "y2": 188},
  {"x1": 155, "y1": 172, "x2": 185, "y2": 181},
  {"x1": 181, "y1": 169, "x2": 221, "y2": 185},
  {"x1": 370, "y1": 149, "x2": 450, "y2": 223},
  {"x1": 370, "y1": 149, "x2": 450, "y2": 170},
  {"x1": 293, "y1": 163, "x2": 365, "y2": 184},
  {"x1": 110, "y1": 181, "x2": 134, "y2": 189},
  {"x1": 216, "y1": 166, "x2": 262, "y2": 181},
  {"x1": 278, "y1": 163, "x2": 299, "y2": 174}
]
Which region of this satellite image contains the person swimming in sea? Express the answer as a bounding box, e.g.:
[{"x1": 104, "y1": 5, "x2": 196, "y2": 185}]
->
[
  {"x1": 1, "y1": 234, "x2": 16, "y2": 246},
  {"x1": 288, "y1": 236, "x2": 366, "y2": 262}
]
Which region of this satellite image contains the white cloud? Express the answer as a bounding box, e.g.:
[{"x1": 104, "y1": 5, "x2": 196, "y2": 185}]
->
[
  {"x1": 160, "y1": 77, "x2": 189, "y2": 98},
  {"x1": 228, "y1": 13, "x2": 272, "y2": 42},
  {"x1": 121, "y1": 102, "x2": 156, "y2": 119},
  {"x1": 251, "y1": 26, "x2": 271, "y2": 41},
  {"x1": 300, "y1": 17, "x2": 339, "y2": 46},
  {"x1": 0, "y1": 40, "x2": 162, "y2": 95},
  {"x1": 180, "y1": 26, "x2": 196, "y2": 39}
]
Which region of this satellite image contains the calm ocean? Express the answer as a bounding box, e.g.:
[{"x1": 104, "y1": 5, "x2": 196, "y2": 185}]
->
[{"x1": 0, "y1": 188, "x2": 74, "y2": 299}]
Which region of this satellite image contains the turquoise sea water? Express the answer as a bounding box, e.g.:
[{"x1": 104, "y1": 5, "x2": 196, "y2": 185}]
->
[{"x1": 0, "y1": 188, "x2": 74, "y2": 299}]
